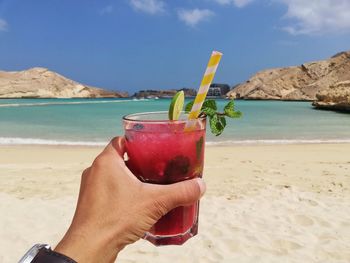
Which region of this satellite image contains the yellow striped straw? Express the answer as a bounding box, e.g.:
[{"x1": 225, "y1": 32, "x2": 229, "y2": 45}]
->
[{"x1": 185, "y1": 50, "x2": 223, "y2": 131}]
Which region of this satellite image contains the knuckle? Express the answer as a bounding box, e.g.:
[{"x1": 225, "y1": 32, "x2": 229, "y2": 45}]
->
[
  {"x1": 181, "y1": 180, "x2": 198, "y2": 199},
  {"x1": 82, "y1": 167, "x2": 90, "y2": 176},
  {"x1": 152, "y1": 199, "x2": 170, "y2": 218},
  {"x1": 173, "y1": 180, "x2": 200, "y2": 206},
  {"x1": 81, "y1": 167, "x2": 91, "y2": 182}
]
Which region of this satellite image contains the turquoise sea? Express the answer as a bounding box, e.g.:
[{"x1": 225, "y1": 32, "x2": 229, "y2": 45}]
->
[{"x1": 0, "y1": 98, "x2": 350, "y2": 145}]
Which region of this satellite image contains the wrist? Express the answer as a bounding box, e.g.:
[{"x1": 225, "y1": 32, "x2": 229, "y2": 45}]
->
[
  {"x1": 34, "y1": 247, "x2": 76, "y2": 263},
  {"x1": 18, "y1": 244, "x2": 76, "y2": 263},
  {"x1": 54, "y1": 224, "x2": 126, "y2": 263}
]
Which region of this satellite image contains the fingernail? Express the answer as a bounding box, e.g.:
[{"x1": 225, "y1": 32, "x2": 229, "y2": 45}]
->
[{"x1": 196, "y1": 178, "x2": 206, "y2": 197}]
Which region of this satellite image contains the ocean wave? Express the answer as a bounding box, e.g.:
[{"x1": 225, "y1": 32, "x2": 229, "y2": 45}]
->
[
  {"x1": 1, "y1": 137, "x2": 350, "y2": 146},
  {"x1": 0, "y1": 99, "x2": 148, "y2": 108}
]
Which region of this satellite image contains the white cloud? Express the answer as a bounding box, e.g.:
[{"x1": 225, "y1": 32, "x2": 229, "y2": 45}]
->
[
  {"x1": 279, "y1": 0, "x2": 350, "y2": 35},
  {"x1": 0, "y1": 18, "x2": 8, "y2": 31},
  {"x1": 212, "y1": 0, "x2": 254, "y2": 8},
  {"x1": 212, "y1": 0, "x2": 350, "y2": 35},
  {"x1": 129, "y1": 0, "x2": 165, "y2": 14},
  {"x1": 178, "y1": 9, "x2": 215, "y2": 27},
  {"x1": 99, "y1": 5, "x2": 113, "y2": 15}
]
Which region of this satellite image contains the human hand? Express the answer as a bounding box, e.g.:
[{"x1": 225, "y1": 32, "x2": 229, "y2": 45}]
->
[{"x1": 54, "y1": 137, "x2": 206, "y2": 263}]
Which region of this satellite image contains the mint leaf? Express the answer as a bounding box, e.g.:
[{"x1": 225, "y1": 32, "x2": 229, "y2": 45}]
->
[
  {"x1": 184, "y1": 98, "x2": 241, "y2": 136},
  {"x1": 224, "y1": 100, "x2": 235, "y2": 112},
  {"x1": 218, "y1": 115, "x2": 226, "y2": 134},
  {"x1": 224, "y1": 100, "x2": 242, "y2": 118},
  {"x1": 185, "y1": 100, "x2": 194, "y2": 113},
  {"x1": 202, "y1": 106, "x2": 216, "y2": 117},
  {"x1": 209, "y1": 114, "x2": 226, "y2": 136},
  {"x1": 202, "y1": 99, "x2": 217, "y2": 111},
  {"x1": 225, "y1": 110, "x2": 242, "y2": 118}
]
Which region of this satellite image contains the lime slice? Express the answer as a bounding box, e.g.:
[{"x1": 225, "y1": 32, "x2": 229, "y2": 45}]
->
[{"x1": 168, "y1": 90, "x2": 185, "y2": 120}]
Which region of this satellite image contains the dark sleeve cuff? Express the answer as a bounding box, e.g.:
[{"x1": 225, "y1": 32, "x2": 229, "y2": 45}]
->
[{"x1": 32, "y1": 248, "x2": 77, "y2": 263}]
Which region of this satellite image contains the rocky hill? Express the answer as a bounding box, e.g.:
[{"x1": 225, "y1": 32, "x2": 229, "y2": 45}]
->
[
  {"x1": 227, "y1": 51, "x2": 350, "y2": 101},
  {"x1": 0, "y1": 67, "x2": 128, "y2": 98},
  {"x1": 312, "y1": 81, "x2": 350, "y2": 112}
]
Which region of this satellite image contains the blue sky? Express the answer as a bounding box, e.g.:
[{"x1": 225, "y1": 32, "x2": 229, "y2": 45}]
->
[{"x1": 0, "y1": 0, "x2": 350, "y2": 94}]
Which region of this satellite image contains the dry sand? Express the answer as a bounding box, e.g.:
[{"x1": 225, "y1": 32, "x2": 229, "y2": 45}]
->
[{"x1": 0, "y1": 144, "x2": 350, "y2": 263}]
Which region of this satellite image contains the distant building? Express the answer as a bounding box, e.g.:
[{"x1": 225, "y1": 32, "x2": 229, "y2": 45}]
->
[
  {"x1": 208, "y1": 87, "x2": 221, "y2": 96},
  {"x1": 207, "y1": 83, "x2": 231, "y2": 97}
]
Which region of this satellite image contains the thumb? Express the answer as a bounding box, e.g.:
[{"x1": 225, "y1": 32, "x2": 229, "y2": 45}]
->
[{"x1": 157, "y1": 178, "x2": 206, "y2": 210}]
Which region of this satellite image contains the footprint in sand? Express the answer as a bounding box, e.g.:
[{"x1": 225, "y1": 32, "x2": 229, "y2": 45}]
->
[
  {"x1": 298, "y1": 197, "x2": 319, "y2": 206},
  {"x1": 268, "y1": 169, "x2": 282, "y2": 175},
  {"x1": 210, "y1": 226, "x2": 223, "y2": 237},
  {"x1": 210, "y1": 251, "x2": 224, "y2": 262},
  {"x1": 222, "y1": 238, "x2": 241, "y2": 252},
  {"x1": 294, "y1": 214, "x2": 314, "y2": 226},
  {"x1": 272, "y1": 239, "x2": 302, "y2": 251},
  {"x1": 322, "y1": 170, "x2": 335, "y2": 176},
  {"x1": 318, "y1": 220, "x2": 332, "y2": 228}
]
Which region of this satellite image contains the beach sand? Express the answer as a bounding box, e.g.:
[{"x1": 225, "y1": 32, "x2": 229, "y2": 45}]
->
[{"x1": 1, "y1": 144, "x2": 350, "y2": 263}]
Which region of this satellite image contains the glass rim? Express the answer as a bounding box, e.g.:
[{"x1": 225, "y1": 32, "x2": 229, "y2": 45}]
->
[{"x1": 122, "y1": 111, "x2": 206, "y2": 123}]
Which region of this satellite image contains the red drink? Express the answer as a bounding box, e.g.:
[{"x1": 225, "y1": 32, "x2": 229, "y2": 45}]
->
[{"x1": 123, "y1": 112, "x2": 206, "y2": 246}]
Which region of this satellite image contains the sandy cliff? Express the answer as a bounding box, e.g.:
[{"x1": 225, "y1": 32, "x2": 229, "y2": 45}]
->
[
  {"x1": 0, "y1": 67, "x2": 127, "y2": 98},
  {"x1": 227, "y1": 51, "x2": 350, "y2": 101}
]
